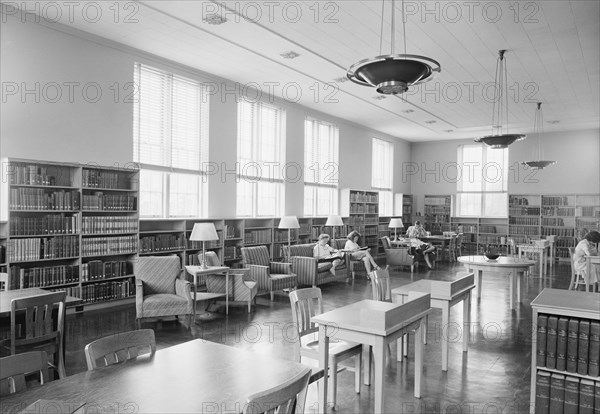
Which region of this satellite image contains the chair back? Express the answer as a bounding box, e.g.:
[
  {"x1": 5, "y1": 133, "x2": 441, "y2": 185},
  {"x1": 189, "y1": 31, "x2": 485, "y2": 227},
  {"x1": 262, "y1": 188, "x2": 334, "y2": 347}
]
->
[
  {"x1": 369, "y1": 267, "x2": 392, "y2": 302},
  {"x1": 241, "y1": 246, "x2": 270, "y2": 267},
  {"x1": 10, "y1": 291, "x2": 66, "y2": 378},
  {"x1": 0, "y1": 351, "x2": 49, "y2": 396},
  {"x1": 381, "y1": 236, "x2": 392, "y2": 250},
  {"x1": 203, "y1": 251, "x2": 221, "y2": 267},
  {"x1": 135, "y1": 256, "x2": 181, "y2": 295},
  {"x1": 243, "y1": 367, "x2": 312, "y2": 414},
  {"x1": 84, "y1": 329, "x2": 156, "y2": 370},
  {"x1": 289, "y1": 288, "x2": 322, "y2": 338},
  {"x1": 332, "y1": 239, "x2": 346, "y2": 250}
]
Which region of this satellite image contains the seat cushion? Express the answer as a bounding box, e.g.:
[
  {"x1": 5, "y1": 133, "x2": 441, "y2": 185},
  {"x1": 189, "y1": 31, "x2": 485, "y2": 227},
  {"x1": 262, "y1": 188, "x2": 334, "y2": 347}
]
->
[
  {"x1": 141, "y1": 293, "x2": 191, "y2": 318},
  {"x1": 269, "y1": 273, "x2": 297, "y2": 291}
]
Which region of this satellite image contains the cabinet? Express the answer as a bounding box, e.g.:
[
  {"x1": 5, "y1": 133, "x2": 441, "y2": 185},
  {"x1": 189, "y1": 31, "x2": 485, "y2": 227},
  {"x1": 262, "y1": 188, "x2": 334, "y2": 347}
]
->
[
  {"x1": 530, "y1": 288, "x2": 600, "y2": 413},
  {"x1": 424, "y1": 195, "x2": 452, "y2": 235},
  {"x1": 340, "y1": 189, "x2": 379, "y2": 250},
  {"x1": 1, "y1": 158, "x2": 139, "y2": 307}
]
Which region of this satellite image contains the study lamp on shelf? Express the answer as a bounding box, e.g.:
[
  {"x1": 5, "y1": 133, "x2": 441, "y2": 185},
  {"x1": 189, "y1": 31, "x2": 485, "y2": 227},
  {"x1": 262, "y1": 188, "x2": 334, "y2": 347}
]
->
[
  {"x1": 189, "y1": 223, "x2": 219, "y2": 270},
  {"x1": 278, "y1": 216, "x2": 300, "y2": 253},
  {"x1": 325, "y1": 215, "x2": 344, "y2": 241},
  {"x1": 389, "y1": 218, "x2": 404, "y2": 241}
]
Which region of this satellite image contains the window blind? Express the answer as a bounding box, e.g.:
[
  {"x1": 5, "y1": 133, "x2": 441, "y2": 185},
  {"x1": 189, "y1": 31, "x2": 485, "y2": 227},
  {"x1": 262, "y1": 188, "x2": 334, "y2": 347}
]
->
[{"x1": 372, "y1": 138, "x2": 394, "y2": 216}]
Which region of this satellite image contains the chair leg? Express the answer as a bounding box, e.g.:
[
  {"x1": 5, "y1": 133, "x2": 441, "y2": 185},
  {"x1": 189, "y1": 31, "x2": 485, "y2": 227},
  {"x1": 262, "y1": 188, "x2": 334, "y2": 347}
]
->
[
  {"x1": 330, "y1": 360, "x2": 338, "y2": 408},
  {"x1": 354, "y1": 353, "x2": 361, "y2": 394},
  {"x1": 270, "y1": 291, "x2": 275, "y2": 302},
  {"x1": 136, "y1": 319, "x2": 141, "y2": 330}
]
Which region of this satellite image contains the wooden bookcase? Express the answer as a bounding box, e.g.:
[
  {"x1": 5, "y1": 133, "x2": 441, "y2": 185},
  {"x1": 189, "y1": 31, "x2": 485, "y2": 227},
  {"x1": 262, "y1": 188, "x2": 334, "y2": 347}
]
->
[
  {"x1": 1, "y1": 158, "x2": 139, "y2": 308},
  {"x1": 402, "y1": 194, "x2": 414, "y2": 226},
  {"x1": 223, "y1": 219, "x2": 244, "y2": 267},
  {"x1": 424, "y1": 195, "x2": 452, "y2": 235},
  {"x1": 377, "y1": 216, "x2": 391, "y2": 256},
  {"x1": 530, "y1": 288, "x2": 600, "y2": 413},
  {"x1": 340, "y1": 189, "x2": 379, "y2": 250}
]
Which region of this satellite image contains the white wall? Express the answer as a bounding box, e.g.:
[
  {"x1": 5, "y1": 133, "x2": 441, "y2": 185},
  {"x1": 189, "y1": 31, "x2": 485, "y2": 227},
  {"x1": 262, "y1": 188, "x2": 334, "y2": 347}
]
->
[{"x1": 0, "y1": 13, "x2": 412, "y2": 217}]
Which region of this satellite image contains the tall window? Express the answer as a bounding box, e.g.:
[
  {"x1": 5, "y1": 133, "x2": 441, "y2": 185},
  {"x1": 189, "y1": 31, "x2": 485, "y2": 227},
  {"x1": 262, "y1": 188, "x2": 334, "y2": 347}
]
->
[
  {"x1": 236, "y1": 100, "x2": 285, "y2": 217},
  {"x1": 372, "y1": 138, "x2": 394, "y2": 216},
  {"x1": 456, "y1": 144, "x2": 508, "y2": 217},
  {"x1": 304, "y1": 118, "x2": 339, "y2": 216},
  {"x1": 133, "y1": 63, "x2": 209, "y2": 218}
]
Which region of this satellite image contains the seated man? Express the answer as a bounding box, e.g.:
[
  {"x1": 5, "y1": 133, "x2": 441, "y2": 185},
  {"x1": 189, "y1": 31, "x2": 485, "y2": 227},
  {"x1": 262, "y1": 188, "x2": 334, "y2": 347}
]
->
[
  {"x1": 313, "y1": 233, "x2": 344, "y2": 276},
  {"x1": 403, "y1": 220, "x2": 436, "y2": 269}
]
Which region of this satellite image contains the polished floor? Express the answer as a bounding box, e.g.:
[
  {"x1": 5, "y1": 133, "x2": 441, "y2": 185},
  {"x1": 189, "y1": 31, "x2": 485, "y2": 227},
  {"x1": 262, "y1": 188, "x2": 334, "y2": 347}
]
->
[{"x1": 62, "y1": 258, "x2": 576, "y2": 413}]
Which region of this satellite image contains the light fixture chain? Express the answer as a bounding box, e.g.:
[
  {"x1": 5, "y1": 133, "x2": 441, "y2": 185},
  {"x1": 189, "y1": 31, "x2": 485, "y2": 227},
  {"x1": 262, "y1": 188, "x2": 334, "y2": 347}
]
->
[
  {"x1": 379, "y1": 0, "x2": 385, "y2": 55},
  {"x1": 391, "y1": 0, "x2": 395, "y2": 55},
  {"x1": 402, "y1": 0, "x2": 407, "y2": 56}
]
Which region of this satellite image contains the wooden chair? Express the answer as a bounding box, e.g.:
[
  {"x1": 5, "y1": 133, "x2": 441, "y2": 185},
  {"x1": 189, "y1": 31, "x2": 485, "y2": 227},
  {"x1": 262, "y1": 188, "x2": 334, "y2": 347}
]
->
[
  {"x1": 568, "y1": 247, "x2": 590, "y2": 291},
  {"x1": 84, "y1": 329, "x2": 156, "y2": 370},
  {"x1": 9, "y1": 291, "x2": 66, "y2": 379},
  {"x1": 243, "y1": 366, "x2": 311, "y2": 414},
  {"x1": 241, "y1": 245, "x2": 297, "y2": 301},
  {"x1": 0, "y1": 351, "x2": 49, "y2": 396},
  {"x1": 135, "y1": 256, "x2": 193, "y2": 329},
  {"x1": 288, "y1": 288, "x2": 362, "y2": 409}
]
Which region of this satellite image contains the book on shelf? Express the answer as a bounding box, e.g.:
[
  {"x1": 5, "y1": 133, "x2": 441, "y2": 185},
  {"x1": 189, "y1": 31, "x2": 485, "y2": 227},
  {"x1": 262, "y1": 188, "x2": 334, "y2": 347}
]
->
[
  {"x1": 547, "y1": 316, "x2": 558, "y2": 369},
  {"x1": 563, "y1": 376, "x2": 579, "y2": 414},
  {"x1": 549, "y1": 373, "x2": 565, "y2": 414},
  {"x1": 557, "y1": 317, "x2": 569, "y2": 371},
  {"x1": 567, "y1": 318, "x2": 579, "y2": 373},
  {"x1": 578, "y1": 320, "x2": 590, "y2": 375},
  {"x1": 589, "y1": 321, "x2": 600, "y2": 377},
  {"x1": 535, "y1": 371, "x2": 551, "y2": 414},
  {"x1": 579, "y1": 379, "x2": 594, "y2": 414},
  {"x1": 537, "y1": 315, "x2": 548, "y2": 367}
]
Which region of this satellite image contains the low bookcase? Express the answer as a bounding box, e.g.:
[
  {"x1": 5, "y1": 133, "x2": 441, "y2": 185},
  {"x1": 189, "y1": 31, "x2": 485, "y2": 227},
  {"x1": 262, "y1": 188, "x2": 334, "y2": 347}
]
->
[{"x1": 530, "y1": 288, "x2": 600, "y2": 413}]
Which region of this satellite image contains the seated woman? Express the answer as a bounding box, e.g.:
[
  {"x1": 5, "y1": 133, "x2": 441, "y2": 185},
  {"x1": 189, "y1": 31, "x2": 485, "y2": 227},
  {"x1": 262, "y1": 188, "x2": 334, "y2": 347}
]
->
[
  {"x1": 344, "y1": 230, "x2": 380, "y2": 274},
  {"x1": 573, "y1": 230, "x2": 600, "y2": 285},
  {"x1": 313, "y1": 233, "x2": 344, "y2": 276},
  {"x1": 404, "y1": 220, "x2": 436, "y2": 269}
]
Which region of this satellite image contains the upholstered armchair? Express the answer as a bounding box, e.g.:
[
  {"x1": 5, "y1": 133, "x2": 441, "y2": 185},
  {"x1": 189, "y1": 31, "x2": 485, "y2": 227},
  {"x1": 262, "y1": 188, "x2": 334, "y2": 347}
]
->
[
  {"x1": 332, "y1": 238, "x2": 365, "y2": 279},
  {"x1": 240, "y1": 246, "x2": 297, "y2": 301},
  {"x1": 381, "y1": 236, "x2": 418, "y2": 273},
  {"x1": 283, "y1": 244, "x2": 345, "y2": 287},
  {"x1": 135, "y1": 256, "x2": 193, "y2": 329},
  {"x1": 204, "y1": 251, "x2": 258, "y2": 312}
]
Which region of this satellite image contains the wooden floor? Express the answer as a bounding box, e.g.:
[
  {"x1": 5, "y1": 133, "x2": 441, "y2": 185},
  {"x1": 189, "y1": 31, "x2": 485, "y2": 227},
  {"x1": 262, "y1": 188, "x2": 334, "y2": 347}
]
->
[{"x1": 59, "y1": 258, "x2": 577, "y2": 413}]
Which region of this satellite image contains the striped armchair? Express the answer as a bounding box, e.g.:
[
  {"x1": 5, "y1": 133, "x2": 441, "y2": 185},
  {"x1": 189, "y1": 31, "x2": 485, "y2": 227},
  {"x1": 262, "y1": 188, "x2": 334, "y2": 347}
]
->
[
  {"x1": 332, "y1": 238, "x2": 364, "y2": 279},
  {"x1": 204, "y1": 251, "x2": 258, "y2": 312},
  {"x1": 283, "y1": 243, "x2": 346, "y2": 287},
  {"x1": 135, "y1": 256, "x2": 193, "y2": 329},
  {"x1": 381, "y1": 236, "x2": 418, "y2": 273},
  {"x1": 241, "y1": 246, "x2": 297, "y2": 302}
]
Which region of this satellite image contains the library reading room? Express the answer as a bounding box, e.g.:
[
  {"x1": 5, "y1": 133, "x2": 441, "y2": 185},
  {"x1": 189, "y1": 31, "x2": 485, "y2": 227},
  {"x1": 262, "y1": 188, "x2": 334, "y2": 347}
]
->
[{"x1": 1, "y1": 1, "x2": 599, "y2": 413}]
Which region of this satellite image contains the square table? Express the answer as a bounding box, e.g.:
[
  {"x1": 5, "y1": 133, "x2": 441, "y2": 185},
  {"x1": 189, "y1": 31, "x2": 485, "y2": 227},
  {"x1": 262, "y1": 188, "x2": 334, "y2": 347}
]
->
[
  {"x1": 311, "y1": 297, "x2": 432, "y2": 413},
  {"x1": 517, "y1": 240, "x2": 550, "y2": 278},
  {"x1": 185, "y1": 265, "x2": 230, "y2": 317},
  {"x1": 391, "y1": 272, "x2": 475, "y2": 371}
]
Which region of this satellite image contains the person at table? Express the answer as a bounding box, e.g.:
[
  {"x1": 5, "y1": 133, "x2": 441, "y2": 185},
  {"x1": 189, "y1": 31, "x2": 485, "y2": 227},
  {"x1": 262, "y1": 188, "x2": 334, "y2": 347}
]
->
[
  {"x1": 344, "y1": 230, "x2": 381, "y2": 274},
  {"x1": 313, "y1": 233, "x2": 344, "y2": 276},
  {"x1": 404, "y1": 220, "x2": 437, "y2": 269},
  {"x1": 573, "y1": 230, "x2": 600, "y2": 283}
]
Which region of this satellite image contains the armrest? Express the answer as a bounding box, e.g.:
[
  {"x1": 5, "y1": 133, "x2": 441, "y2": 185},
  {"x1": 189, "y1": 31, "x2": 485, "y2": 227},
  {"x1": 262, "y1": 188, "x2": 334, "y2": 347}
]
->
[
  {"x1": 247, "y1": 264, "x2": 270, "y2": 290},
  {"x1": 270, "y1": 261, "x2": 292, "y2": 274},
  {"x1": 175, "y1": 278, "x2": 192, "y2": 302}
]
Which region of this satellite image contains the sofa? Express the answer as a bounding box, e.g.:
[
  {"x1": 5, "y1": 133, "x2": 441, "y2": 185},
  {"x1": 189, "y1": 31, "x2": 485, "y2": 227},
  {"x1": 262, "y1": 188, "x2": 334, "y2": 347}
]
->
[{"x1": 283, "y1": 243, "x2": 347, "y2": 287}]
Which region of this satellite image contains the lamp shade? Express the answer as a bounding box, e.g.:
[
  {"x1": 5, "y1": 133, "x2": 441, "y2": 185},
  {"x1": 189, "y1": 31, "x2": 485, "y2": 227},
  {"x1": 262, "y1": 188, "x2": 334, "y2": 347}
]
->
[
  {"x1": 325, "y1": 215, "x2": 344, "y2": 227},
  {"x1": 189, "y1": 223, "x2": 218, "y2": 241},
  {"x1": 278, "y1": 216, "x2": 300, "y2": 229},
  {"x1": 389, "y1": 218, "x2": 404, "y2": 229}
]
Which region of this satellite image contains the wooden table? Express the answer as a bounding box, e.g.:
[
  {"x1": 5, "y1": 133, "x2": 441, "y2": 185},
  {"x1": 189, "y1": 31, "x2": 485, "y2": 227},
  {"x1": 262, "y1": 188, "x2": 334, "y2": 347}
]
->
[
  {"x1": 0, "y1": 287, "x2": 81, "y2": 316},
  {"x1": 391, "y1": 272, "x2": 475, "y2": 371},
  {"x1": 0, "y1": 339, "x2": 313, "y2": 414},
  {"x1": 457, "y1": 256, "x2": 536, "y2": 310},
  {"x1": 517, "y1": 241, "x2": 550, "y2": 278},
  {"x1": 185, "y1": 265, "x2": 230, "y2": 316},
  {"x1": 585, "y1": 255, "x2": 600, "y2": 292},
  {"x1": 312, "y1": 297, "x2": 432, "y2": 413}
]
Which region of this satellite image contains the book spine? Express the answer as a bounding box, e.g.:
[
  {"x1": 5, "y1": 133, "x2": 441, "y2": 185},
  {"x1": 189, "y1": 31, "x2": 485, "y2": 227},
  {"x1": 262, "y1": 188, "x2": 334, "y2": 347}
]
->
[
  {"x1": 537, "y1": 314, "x2": 548, "y2": 367},
  {"x1": 535, "y1": 371, "x2": 551, "y2": 414},
  {"x1": 594, "y1": 381, "x2": 600, "y2": 414},
  {"x1": 579, "y1": 320, "x2": 590, "y2": 376},
  {"x1": 547, "y1": 316, "x2": 558, "y2": 369},
  {"x1": 580, "y1": 379, "x2": 594, "y2": 414},
  {"x1": 563, "y1": 376, "x2": 579, "y2": 414},
  {"x1": 557, "y1": 317, "x2": 569, "y2": 371},
  {"x1": 589, "y1": 321, "x2": 599, "y2": 377},
  {"x1": 567, "y1": 318, "x2": 579, "y2": 373},
  {"x1": 549, "y1": 373, "x2": 565, "y2": 414}
]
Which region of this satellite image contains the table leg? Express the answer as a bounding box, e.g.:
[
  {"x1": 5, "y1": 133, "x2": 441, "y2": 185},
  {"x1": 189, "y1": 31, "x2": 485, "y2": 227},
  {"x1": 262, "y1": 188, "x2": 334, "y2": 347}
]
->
[
  {"x1": 193, "y1": 274, "x2": 198, "y2": 322},
  {"x1": 225, "y1": 270, "x2": 229, "y2": 315},
  {"x1": 517, "y1": 269, "x2": 521, "y2": 304},
  {"x1": 476, "y1": 269, "x2": 482, "y2": 299},
  {"x1": 363, "y1": 345, "x2": 372, "y2": 386},
  {"x1": 509, "y1": 271, "x2": 514, "y2": 310},
  {"x1": 441, "y1": 302, "x2": 449, "y2": 372},
  {"x1": 373, "y1": 336, "x2": 386, "y2": 413},
  {"x1": 318, "y1": 325, "x2": 329, "y2": 413},
  {"x1": 414, "y1": 319, "x2": 424, "y2": 398},
  {"x1": 463, "y1": 293, "x2": 471, "y2": 353}
]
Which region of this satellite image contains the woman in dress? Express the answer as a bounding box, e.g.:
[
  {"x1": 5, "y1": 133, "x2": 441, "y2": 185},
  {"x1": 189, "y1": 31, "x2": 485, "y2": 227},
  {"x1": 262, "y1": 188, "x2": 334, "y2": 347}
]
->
[
  {"x1": 313, "y1": 233, "x2": 343, "y2": 276},
  {"x1": 344, "y1": 231, "x2": 380, "y2": 273},
  {"x1": 573, "y1": 230, "x2": 600, "y2": 287}
]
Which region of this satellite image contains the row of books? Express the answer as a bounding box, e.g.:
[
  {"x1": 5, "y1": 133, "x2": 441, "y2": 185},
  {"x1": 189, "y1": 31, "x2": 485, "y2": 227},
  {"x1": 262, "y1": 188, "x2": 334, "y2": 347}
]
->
[
  {"x1": 535, "y1": 372, "x2": 599, "y2": 413},
  {"x1": 536, "y1": 315, "x2": 599, "y2": 376},
  {"x1": 82, "y1": 169, "x2": 127, "y2": 189},
  {"x1": 509, "y1": 207, "x2": 542, "y2": 217},
  {"x1": 457, "y1": 225, "x2": 477, "y2": 233},
  {"x1": 223, "y1": 246, "x2": 242, "y2": 261},
  {"x1": 7, "y1": 264, "x2": 79, "y2": 289},
  {"x1": 579, "y1": 206, "x2": 600, "y2": 217},
  {"x1": 542, "y1": 196, "x2": 574, "y2": 206},
  {"x1": 81, "y1": 193, "x2": 136, "y2": 211},
  {"x1": 81, "y1": 260, "x2": 132, "y2": 281},
  {"x1": 224, "y1": 225, "x2": 241, "y2": 239},
  {"x1": 8, "y1": 236, "x2": 79, "y2": 261},
  {"x1": 542, "y1": 217, "x2": 568, "y2": 227},
  {"x1": 139, "y1": 234, "x2": 185, "y2": 253},
  {"x1": 10, "y1": 188, "x2": 80, "y2": 210},
  {"x1": 542, "y1": 227, "x2": 576, "y2": 237},
  {"x1": 79, "y1": 278, "x2": 135, "y2": 303},
  {"x1": 542, "y1": 206, "x2": 575, "y2": 217},
  {"x1": 509, "y1": 226, "x2": 541, "y2": 236},
  {"x1": 7, "y1": 164, "x2": 62, "y2": 186},
  {"x1": 509, "y1": 196, "x2": 536, "y2": 206},
  {"x1": 82, "y1": 216, "x2": 138, "y2": 234},
  {"x1": 349, "y1": 193, "x2": 378, "y2": 203},
  {"x1": 81, "y1": 236, "x2": 138, "y2": 257},
  {"x1": 349, "y1": 204, "x2": 379, "y2": 214},
  {"x1": 10, "y1": 214, "x2": 79, "y2": 236},
  {"x1": 187, "y1": 238, "x2": 222, "y2": 250},
  {"x1": 555, "y1": 238, "x2": 577, "y2": 248},
  {"x1": 424, "y1": 205, "x2": 450, "y2": 214},
  {"x1": 510, "y1": 216, "x2": 541, "y2": 225},
  {"x1": 244, "y1": 229, "x2": 272, "y2": 244}
]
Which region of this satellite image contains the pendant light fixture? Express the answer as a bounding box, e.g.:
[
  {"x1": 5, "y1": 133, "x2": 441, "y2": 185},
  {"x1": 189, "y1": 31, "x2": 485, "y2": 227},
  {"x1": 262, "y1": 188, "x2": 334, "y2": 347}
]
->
[
  {"x1": 522, "y1": 102, "x2": 556, "y2": 169},
  {"x1": 346, "y1": 0, "x2": 441, "y2": 95},
  {"x1": 474, "y1": 50, "x2": 526, "y2": 148}
]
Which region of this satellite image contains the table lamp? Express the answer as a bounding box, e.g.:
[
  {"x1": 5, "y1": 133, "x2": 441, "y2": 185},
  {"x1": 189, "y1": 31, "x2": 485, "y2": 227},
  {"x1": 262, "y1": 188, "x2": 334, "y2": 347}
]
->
[
  {"x1": 189, "y1": 223, "x2": 219, "y2": 270},
  {"x1": 278, "y1": 216, "x2": 300, "y2": 253},
  {"x1": 389, "y1": 218, "x2": 404, "y2": 241},
  {"x1": 325, "y1": 215, "x2": 344, "y2": 241}
]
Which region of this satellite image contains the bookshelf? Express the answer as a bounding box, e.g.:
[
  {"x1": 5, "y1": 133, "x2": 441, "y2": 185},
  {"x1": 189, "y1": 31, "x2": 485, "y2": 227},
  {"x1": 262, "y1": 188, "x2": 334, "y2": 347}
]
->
[
  {"x1": 139, "y1": 219, "x2": 185, "y2": 256},
  {"x1": 424, "y1": 195, "x2": 452, "y2": 235},
  {"x1": 401, "y1": 194, "x2": 414, "y2": 227},
  {"x1": 377, "y1": 216, "x2": 392, "y2": 256},
  {"x1": 340, "y1": 189, "x2": 379, "y2": 250},
  {"x1": 1, "y1": 158, "x2": 139, "y2": 308},
  {"x1": 223, "y1": 219, "x2": 244, "y2": 267},
  {"x1": 530, "y1": 289, "x2": 600, "y2": 414},
  {"x1": 298, "y1": 217, "x2": 312, "y2": 244},
  {"x1": 0, "y1": 221, "x2": 7, "y2": 272}
]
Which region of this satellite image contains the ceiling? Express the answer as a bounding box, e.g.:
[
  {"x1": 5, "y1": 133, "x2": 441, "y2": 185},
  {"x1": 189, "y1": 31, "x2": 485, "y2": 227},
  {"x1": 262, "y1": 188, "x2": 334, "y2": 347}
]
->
[{"x1": 8, "y1": 0, "x2": 600, "y2": 142}]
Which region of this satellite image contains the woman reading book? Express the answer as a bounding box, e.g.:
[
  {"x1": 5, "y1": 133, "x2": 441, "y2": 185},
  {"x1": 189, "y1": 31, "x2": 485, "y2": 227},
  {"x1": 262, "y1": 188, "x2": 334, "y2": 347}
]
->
[
  {"x1": 344, "y1": 231, "x2": 380, "y2": 274},
  {"x1": 313, "y1": 233, "x2": 344, "y2": 276}
]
